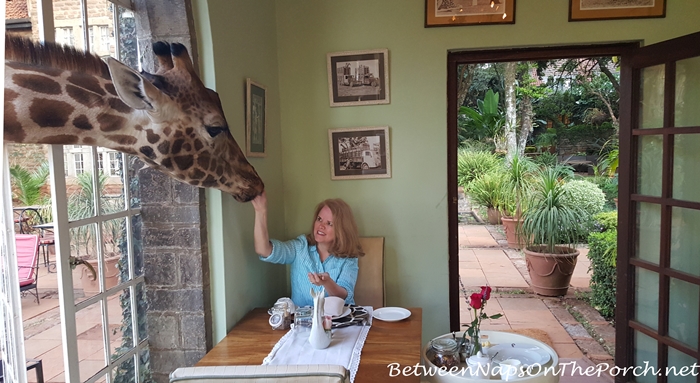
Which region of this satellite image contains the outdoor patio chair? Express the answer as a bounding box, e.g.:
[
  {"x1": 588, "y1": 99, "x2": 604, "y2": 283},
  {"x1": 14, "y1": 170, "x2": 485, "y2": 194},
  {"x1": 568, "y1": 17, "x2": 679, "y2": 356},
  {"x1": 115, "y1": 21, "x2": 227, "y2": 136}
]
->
[
  {"x1": 355, "y1": 237, "x2": 385, "y2": 309},
  {"x1": 17, "y1": 207, "x2": 54, "y2": 269},
  {"x1": 16, "y1": 234, "x2": 41, "y2": 304}
]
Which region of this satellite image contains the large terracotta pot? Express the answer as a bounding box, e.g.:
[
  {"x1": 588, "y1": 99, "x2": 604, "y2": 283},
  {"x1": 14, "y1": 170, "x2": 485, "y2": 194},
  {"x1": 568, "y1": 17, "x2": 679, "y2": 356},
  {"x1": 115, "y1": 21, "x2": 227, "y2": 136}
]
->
[
  {"x1": 80, "y1": 255, "x2": 120, "y2": 294},
  {"x1": 524, "y1": 246, "x2": 579, "y2": 296},
  {"x1": 486, "y1": 207, "x2": 502, "y2": 225},
  {"x1": 501, "y1": 217, "x2": 525, "y2": 249}
]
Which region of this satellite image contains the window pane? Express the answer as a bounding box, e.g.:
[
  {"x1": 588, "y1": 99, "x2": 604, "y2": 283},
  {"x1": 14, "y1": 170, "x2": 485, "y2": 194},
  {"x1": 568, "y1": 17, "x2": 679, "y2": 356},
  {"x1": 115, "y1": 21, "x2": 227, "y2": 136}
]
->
[
  {"x1": 635, "y1": 267, "x2": 659, "y2": 330},
  {"x1": 672, "y1": 134, "x2": 700, "y2": 203},
  {"x1": 110, "y1": 288, "x2": 130, "y2": 362},
  {"x1": 132, "y1": 214, "x2": 143, "y2": 277},
  {"x1": 639, "y1": 64, "x2": 665, "y2": 129},
  {"x1": 76, "y1": 301, "x2": 107, "y2": 380},
  {"x1": 128, "y1": 156, "x2": 141, "y2": 209},
  {"x1": 637, "y1": 135, "x2": 663, "y2": 197},
  {"x1": 140, "y1": 347, "x2": 153, "y2": 381},
  {"x1": 668, "y1": 278, "x2": 699, "y2": 349},
  {"x1": 667, "y1": 347, "x2": 697, "y2": 383},
  {"x1": 136, "y1": 282, "x2": 148, "y2": 342},
  {"x1": 101, "y1": 151, "x2": 126, "y2": 213},
  {"x1": 632, "y1": 331, "x2": 658, "y2": 383},
  {"x1": 675, "y1": 56, "x2": 700, "y2": 128},
  {"x1": 72, "y1": 223, "x2": 99, "y2": 303},
  {"x1": 68, "y1": 172, "x2": 99, "y2": 221},
  {"x1": 105, "y1": 217, "x2": 128, "y2": 279},
  {"x1": 635, "y1": 202, "x2": 661, "y2": 264},
  {"x1": 670, "y1": 207, "x2": 700, "y2": 277},
  {"x1": 117, "y1": 5, "x2": 139, "y2": 69},
  {"x1": 86, "y1": 0, "x2": 115, "y2": 57}
]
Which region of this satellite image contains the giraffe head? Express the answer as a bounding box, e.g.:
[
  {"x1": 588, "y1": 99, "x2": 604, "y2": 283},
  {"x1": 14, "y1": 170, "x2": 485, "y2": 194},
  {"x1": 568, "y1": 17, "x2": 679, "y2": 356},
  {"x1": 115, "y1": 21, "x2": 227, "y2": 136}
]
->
[{"x1": 105, "y1": 41, "x2": 264, "y2": 202}]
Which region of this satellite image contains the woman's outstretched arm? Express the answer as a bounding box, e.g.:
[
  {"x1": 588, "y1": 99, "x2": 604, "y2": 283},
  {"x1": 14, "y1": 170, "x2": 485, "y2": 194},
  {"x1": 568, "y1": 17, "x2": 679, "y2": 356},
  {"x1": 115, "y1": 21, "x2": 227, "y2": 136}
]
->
[{"x1": 252, "y1": 191, "x2": 273, "y2": 257}]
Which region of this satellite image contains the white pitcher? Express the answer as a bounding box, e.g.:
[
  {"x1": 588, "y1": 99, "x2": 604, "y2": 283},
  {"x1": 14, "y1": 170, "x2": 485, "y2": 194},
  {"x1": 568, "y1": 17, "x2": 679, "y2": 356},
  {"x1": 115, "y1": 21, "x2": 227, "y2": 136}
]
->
[{"x1": 309, "y1": 287, "x2": 332, "y2": 349}]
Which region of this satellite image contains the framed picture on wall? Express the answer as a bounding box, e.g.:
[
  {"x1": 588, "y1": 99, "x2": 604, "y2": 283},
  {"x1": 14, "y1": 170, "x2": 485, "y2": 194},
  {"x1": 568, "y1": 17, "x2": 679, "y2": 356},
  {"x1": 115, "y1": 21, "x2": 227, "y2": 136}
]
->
[
  {"x1": 328, "y1": 127, "x2": 391, "y2": 180},
  {"x1": 246, "y1": 78, "x2": 266, "y2": 157},
  {"x1": 425, "y1": 0, "x2": 515, "y2": 27},
  {"x1": 327, "y1": 49, "x2": 390, "y2": 107},
  {"x1": 569, "y1": 0, "x2": 665, "y2": 21}
]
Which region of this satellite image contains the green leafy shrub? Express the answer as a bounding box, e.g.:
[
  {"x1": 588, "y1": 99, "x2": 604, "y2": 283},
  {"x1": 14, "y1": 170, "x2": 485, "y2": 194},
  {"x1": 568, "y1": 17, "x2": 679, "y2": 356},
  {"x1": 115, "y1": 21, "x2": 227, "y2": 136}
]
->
[
  {"x1": 457, "y1": 149, "x2": 502, "y2": 189},
  {"x1": 560, "y1": 179, "x2": 605, "y2": 241},
  {"x1": 467, "y1": 171, "x2": 507, "y2": 210},
  {"x1": 532, "y1": 152, "x2": 558, "y2": 168},
  {"x1": 587, "y1": 211, "x2": 618, "y2": 320}
]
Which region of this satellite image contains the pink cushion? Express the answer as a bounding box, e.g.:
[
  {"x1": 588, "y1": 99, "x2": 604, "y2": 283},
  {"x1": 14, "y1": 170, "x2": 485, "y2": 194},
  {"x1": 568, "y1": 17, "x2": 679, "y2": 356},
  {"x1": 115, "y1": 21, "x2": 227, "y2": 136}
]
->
[
  {"x1": 15, "y1": 234, "x2": 40, "y2": 282},
  {"x1": 20, "y1": 278, "x2": 35, "y2": 287}
]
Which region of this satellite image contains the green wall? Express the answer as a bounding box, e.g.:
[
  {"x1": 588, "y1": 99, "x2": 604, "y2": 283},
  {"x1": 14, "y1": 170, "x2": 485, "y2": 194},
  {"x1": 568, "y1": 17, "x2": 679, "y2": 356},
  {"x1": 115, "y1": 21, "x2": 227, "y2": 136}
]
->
[
  {"x1": 193, "y1": 0, "x2": 288, "y2": 343},
  {"x1": 196, "y1": 0, "x2": 700, "y2": 344}
]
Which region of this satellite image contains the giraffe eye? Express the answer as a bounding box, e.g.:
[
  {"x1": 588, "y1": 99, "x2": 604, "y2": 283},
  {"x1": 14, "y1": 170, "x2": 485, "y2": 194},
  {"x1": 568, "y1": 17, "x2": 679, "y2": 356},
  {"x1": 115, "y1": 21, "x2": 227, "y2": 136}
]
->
[{"x1": 206, "y1": 126, "x2": 228, "y2": 137}]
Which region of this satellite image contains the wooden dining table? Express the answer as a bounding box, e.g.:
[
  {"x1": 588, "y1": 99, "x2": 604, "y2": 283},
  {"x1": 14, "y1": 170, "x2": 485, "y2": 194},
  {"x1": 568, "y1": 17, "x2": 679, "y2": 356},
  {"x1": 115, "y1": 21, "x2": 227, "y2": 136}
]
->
[{"x1": 197, "y1": 307, "x2": 423, "y2": 382}]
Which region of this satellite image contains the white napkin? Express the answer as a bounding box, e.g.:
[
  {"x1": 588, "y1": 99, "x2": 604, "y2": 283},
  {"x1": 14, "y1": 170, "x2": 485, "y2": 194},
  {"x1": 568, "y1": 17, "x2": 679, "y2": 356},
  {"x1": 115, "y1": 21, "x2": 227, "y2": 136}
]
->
[{"x1": 263, "y1": 307, "x2": 373, "y2": 383}]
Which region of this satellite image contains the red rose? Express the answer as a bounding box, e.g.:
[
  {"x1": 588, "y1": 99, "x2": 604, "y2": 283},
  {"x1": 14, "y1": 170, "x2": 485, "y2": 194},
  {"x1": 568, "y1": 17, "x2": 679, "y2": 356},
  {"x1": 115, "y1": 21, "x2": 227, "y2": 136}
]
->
[
  {"x1": 481, "y1": 286, "x2": 492, "y2": 301},
  {"x1": 469, "y1": 293, "x2": 483, "y2": 309}
]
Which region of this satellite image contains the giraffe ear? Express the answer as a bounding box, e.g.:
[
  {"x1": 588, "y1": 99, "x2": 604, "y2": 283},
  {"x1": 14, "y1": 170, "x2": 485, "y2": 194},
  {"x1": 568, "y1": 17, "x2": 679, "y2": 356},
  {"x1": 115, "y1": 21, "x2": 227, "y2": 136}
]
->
[{"x1": 104, "y1": 57, "x2": 164, "y2": 111}]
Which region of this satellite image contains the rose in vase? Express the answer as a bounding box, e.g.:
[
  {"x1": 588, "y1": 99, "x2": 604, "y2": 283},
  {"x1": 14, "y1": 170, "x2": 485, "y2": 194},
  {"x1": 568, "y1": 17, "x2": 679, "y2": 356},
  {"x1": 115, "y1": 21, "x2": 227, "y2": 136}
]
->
[{"x1": 459, "y1": 282, "x2": 503, "y2": 357}]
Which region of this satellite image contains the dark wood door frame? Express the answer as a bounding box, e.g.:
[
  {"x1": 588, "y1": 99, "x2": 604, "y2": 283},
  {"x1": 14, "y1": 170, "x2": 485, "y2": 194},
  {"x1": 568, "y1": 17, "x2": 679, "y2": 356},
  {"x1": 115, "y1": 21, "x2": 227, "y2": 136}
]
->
[{"x1": 447, "y1": 41, "x2": 638, "y2": 331}]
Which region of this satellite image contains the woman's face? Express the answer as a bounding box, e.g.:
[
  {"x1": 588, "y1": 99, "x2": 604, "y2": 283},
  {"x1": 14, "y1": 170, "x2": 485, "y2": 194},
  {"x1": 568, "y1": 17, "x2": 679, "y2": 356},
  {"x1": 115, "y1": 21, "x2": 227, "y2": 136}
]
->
[{"x1": 313, "y1": 205, "x2": 336, "y2": 246}]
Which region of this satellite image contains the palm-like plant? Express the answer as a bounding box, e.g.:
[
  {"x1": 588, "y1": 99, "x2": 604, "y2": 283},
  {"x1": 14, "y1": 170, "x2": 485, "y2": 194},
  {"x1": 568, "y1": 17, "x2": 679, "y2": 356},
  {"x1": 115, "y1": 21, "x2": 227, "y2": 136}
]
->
[
  {"x1": 9, "y1": 162, "x2": 50, "y2": 206},
  {"x1": 501, "y1": 155, "x2": 536, "y2": 217},
  {"x1": 520, "y1": 166, "x2": 585, "y2": 253}
]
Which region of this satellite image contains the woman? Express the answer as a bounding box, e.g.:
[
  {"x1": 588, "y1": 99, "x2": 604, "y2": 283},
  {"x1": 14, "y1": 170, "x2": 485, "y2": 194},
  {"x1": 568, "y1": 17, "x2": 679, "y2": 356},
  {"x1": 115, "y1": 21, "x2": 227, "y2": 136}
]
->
[{"x1": 252, "y1": 191, "x2": 364, "y2": 307}]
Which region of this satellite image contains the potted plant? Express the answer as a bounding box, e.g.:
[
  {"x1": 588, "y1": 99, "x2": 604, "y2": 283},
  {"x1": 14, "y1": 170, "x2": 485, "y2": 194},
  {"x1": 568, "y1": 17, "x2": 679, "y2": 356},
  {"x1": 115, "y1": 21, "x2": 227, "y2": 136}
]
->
[
  {"x1": 68, "y1": 172, "x2": 121, "y2": 294},
  {"x1": 519, "y1": 166, "x2": 585, "y2": 296},
  {"x1": 465, "y1": 171, "x2": 507, "y2": 224},
  {"x1": 499, "y1": 155, "x2": 535, "y2": 249}
]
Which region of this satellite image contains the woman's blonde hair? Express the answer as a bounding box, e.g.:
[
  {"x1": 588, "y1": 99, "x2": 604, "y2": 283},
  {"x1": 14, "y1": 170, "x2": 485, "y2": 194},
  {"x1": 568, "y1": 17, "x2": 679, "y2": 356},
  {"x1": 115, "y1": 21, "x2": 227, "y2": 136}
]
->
[{"x1": 306, "y1": 199, "x2": 364, "y2": 258}]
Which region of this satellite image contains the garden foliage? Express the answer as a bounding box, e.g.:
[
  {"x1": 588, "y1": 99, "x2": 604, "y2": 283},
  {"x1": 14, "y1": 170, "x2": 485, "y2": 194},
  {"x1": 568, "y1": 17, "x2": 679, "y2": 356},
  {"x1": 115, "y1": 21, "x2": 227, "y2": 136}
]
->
[
  {"x1": 457, "y1": 149, "x2": 502, "y2": 189},
  {"x1": 560, "y1": 179, "x2": 606, "y2": 241},
  {"x1": 587, "y1": 211, "x2": 617, "y2": 320}
]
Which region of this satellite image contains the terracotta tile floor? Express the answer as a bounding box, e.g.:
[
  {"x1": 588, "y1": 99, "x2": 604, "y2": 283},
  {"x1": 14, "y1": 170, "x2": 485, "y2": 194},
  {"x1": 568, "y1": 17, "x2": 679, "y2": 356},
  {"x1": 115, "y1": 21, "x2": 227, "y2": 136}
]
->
[{"x1": 458, "y1": 224, "x2": 613, "y2": 383}]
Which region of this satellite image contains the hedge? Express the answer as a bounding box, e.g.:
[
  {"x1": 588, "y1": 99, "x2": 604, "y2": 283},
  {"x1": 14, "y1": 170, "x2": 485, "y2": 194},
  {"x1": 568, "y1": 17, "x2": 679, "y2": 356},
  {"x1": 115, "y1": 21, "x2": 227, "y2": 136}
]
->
[{"x1": 587, "y1": 211, "x2": 617, "y2": 320}]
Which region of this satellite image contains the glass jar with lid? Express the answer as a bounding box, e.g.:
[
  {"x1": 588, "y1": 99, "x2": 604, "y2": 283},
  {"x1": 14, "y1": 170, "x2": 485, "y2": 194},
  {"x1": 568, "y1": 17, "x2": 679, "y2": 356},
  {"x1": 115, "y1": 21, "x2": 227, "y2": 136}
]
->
[{"x1": 428, "y1": 338, "x2": 461, "y2": 369}]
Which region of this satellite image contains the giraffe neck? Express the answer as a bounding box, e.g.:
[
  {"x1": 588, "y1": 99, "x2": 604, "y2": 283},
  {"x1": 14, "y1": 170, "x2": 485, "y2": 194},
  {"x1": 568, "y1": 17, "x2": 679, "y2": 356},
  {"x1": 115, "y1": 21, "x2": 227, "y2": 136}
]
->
[{"x1": 5, "y1": 61, "x2": 151, "y2": 156}]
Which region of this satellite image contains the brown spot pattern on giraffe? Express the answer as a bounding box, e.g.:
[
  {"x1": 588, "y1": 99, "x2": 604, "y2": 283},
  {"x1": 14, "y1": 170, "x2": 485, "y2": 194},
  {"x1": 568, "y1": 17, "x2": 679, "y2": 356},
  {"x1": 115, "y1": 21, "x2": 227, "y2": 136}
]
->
[
  {"x1": 174, "y1": 155, "x2": 194, "y2": 170},
  {"x1": 3, "y1": 103, "x2": 26, "y2": 142},
  {"x1": 108, "y1": 135, "x2": 138, "y2": 145},
  {"x1": 5, "y1": 89, "x2": 19, "y2": 102},
  {"x1": 197, "y1": 155, "x2": 210, "y2": 170},
  {"x1": 157, "y1": 141, "x2": 170, "y2": 155},
  {"x1": 202, "y1": 175, "x2": 218, "y2": 187},
  {"x1": 161, "y1": 158, "x2": 173, "y2": 169},
  {"x1": 183, "y1": 143, "x2": 192, "y2": 152},
  {"x1": 30, "y1": 99, "x2": 74, "y2": 127},
  {"x1": 83, "y1": 137, "x2": 96, "y2": 145},
  {"x1": 163, "y1": 126, "x2": 172, "y2": 136},
  {"x1": 104, "y1": 83, "x2": 118, "y2": 96},
  {"x1": 146, "y1": 129, "x2": 160, "y2": 144},
  {"x1": 67, "y1": 73, "x2": 106, "y2": 96},
  {"x1": 189, "y1": 169, "x2": 206, "y2": 180},
  {"x1": 7, "y1": 61, "x2": 64, "y2": 77},
  {"x1": 40, "y1": 135, "x2": 79, "y2": 144},
  {"x1": 194, "y1": 139, "x2": 203, "y2": 151},
  {"x1": 73, "y1": 115, "x2": 94, "y2": 130},
  {"x1": 139, "y1": 146, "x2": 156, "y2": 159},
  {"x1": 171, "y1": 139, "x2": 185, "y2": 154},
  {"x1": 185, "y1": 127, "x2": 194, "y2": 135},
  {"x1": 13, "y1": 74, "x2": 62, "y2": 95},
  {"x1": 66, "y1": 84, "x2": 105, "y2": 107},
  {"x1": 97, "y1": 113, "x2": 126, "y2": 132},
  {"x1": 108, "y1": 97, "x2": 132, "y2": 113},
  {"x1": 134, "y1": 125, "x2": 143, "y2": 131}
]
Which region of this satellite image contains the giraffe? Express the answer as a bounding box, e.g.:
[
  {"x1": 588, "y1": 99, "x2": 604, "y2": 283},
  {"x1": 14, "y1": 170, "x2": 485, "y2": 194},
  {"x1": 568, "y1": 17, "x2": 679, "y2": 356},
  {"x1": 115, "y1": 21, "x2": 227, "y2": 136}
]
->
[{"x1": 4, "y1": 35, "x2": 264, "y2": 202}]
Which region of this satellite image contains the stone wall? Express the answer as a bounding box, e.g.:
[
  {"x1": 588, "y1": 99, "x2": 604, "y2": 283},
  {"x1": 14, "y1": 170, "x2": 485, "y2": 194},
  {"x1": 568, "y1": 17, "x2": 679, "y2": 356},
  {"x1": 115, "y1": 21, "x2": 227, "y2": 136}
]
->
[{"x1": 131, "y1": 1, "x2": 211, "y2": 382}]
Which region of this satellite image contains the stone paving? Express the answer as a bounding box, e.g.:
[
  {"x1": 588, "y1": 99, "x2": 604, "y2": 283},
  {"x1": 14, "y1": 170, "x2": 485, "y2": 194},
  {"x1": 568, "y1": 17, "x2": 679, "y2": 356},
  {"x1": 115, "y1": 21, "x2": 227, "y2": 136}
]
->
[{"x1": 458, "y1": 223, "x2": 615, "y2": 383}]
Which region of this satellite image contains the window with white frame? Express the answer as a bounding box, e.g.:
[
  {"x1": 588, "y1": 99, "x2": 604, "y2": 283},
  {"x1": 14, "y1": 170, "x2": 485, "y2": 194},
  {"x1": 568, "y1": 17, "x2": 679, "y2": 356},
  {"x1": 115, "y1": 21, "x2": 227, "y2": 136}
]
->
[
  {"x1": 73, "y1": 153, "x2": 84, "y2": 175},
  {"x1": 56, "y1": 27, "x2": 74, "y2": 47}
]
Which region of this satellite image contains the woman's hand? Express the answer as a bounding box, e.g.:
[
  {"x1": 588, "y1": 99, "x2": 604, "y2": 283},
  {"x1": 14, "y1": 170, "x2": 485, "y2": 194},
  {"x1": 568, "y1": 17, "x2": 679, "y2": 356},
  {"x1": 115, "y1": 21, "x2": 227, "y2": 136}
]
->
[
  {"x1": 251, "y1": 191, "x2": 267, "y2": 213},
  {"x1": 308, "y1": 272, "x2": 331, "y2": 286}
]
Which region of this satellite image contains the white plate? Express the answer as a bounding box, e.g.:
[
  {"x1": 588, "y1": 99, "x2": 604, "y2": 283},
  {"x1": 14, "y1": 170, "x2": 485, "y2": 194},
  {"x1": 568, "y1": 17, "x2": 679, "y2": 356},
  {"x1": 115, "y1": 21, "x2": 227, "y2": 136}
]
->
[
  {"x1": 372, "y1": 307, "x2": 411, "y2": 322},
  {"x1": 332, "y1": 307, "x2": 351, "y2": 319},
  {"x1": 490, "y1": 343, "x2": 551, "y2": 366}
]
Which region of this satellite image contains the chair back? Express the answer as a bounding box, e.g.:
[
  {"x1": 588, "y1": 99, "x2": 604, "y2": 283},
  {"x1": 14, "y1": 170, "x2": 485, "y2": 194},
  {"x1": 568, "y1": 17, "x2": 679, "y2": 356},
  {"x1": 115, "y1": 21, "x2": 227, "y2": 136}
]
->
[
  {"x1": 16, "y1": 234, "x2": 40, "y2": 283},
  {"x1": 354, "y1": 237, "x2": 385, "y2": 309}
]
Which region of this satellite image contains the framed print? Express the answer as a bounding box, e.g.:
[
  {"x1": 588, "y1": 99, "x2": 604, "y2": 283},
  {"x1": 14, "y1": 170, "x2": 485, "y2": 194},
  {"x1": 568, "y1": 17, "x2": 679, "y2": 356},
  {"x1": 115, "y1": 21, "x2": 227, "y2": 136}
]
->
[
  {"x1": 425, "y1": 0, "x2": 515, "y2": 27},
  {"x1": 569, "y1": 0, "x2": 665, "y2": 21},
  {"x1": 246, "y1": 78, "x2": 266, "y2": 157},
  {"x1": 327, "y1": 49, "x2": 390, "y2": 107},
  {"x1": 328, "y1": 127, "x2": 391, "y2": 180}
]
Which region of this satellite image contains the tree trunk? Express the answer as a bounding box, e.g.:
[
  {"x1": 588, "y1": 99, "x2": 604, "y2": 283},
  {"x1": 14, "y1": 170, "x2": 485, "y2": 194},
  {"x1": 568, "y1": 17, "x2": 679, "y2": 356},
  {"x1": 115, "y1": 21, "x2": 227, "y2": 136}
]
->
[
  {"x1": 518, "y1": 94, "x2": 533, "y2": 156},
  {"x1": 457, "y1": 64, "x2": 475, "y2": 109},
  {"x1": 504, "y1": 62, "x2": 518, "y2": 163}
]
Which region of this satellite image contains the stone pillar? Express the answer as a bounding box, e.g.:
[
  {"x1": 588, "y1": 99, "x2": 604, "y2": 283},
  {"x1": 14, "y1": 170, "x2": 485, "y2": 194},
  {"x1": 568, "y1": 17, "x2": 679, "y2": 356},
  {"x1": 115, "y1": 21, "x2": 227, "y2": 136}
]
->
[{"x1": 132, "y1": 1, "x2": 211, "y2": 382}]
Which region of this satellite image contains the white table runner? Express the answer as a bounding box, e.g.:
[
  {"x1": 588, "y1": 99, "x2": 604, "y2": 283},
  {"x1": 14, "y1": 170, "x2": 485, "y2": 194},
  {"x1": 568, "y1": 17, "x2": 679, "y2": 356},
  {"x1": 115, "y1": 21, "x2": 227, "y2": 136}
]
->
[{"x1": 262, "y1": 307, "x2": 373, "y2": 382}]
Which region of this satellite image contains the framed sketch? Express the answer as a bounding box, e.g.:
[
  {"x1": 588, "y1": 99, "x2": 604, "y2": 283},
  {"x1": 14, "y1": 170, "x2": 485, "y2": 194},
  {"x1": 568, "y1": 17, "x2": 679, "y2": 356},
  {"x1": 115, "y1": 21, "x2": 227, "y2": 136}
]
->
[
  {"x1": 569, "y1": 0, "x2": 665, "y2": 21},
  {"x1": 425, "y1": 0, "x2": 515, "y2": 27},
  {"x1": 328, "y1": 127, "x2": 391, "y2": 180},
  {"x1": 246, "y1": 78, "x2": 266, "y2": 157},
  {"x1": 327, "y1": 49, "x2": 390, "y2": 107}
]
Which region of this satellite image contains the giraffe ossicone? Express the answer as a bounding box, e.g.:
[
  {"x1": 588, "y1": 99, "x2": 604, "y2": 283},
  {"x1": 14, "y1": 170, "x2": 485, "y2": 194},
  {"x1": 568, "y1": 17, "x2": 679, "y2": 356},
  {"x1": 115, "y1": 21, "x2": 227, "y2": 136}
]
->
[{"x1": 4, "y1": 35, "x2": 264, "y2": 202}]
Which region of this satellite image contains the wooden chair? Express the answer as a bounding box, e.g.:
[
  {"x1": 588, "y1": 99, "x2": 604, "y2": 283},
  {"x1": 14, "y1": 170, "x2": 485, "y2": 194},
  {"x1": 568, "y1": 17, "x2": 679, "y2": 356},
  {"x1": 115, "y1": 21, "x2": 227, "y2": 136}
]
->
[
  {"x1": 16, "y1": 234, "x2": 41, "y2": 304},
  {"x1": 355, "y1": 237, "x2": 385, "y2": 309}
]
